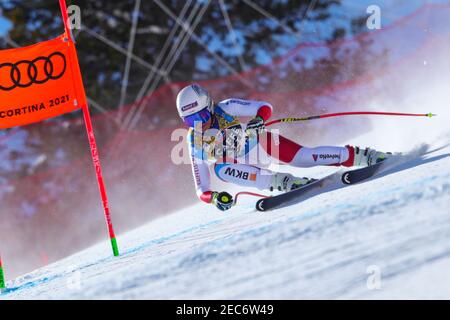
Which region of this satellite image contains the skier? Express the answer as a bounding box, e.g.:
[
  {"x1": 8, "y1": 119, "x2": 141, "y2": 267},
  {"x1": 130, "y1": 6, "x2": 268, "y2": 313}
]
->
[{"x1": 177, "y1": 84, "x2": 391, "y2": 211}]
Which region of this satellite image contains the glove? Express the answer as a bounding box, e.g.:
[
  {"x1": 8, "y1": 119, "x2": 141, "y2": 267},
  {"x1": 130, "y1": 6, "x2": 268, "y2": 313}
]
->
[
  {"x1": 212, "y1": 191, "x2": 234, "y2": 211},
  {"x1": 246, "y1": 116, "x2": 265, "y2": 136}
]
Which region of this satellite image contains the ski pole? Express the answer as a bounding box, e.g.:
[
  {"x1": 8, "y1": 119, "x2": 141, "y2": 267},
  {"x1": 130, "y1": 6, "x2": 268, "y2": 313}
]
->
[
  {"x1": 266, "y1": 111, "x2": 436, "y2": 127},
  {"x1": 234, "y1": 191, "x2": 268, "y2": 206}
]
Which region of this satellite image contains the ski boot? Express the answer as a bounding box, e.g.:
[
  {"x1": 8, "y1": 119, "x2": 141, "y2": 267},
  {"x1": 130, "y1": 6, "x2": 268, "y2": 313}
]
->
[
  {"x1": 270, "y1": 173, "x2": 317, "y2": 192},
  {"x1": 351, "y1": 146, "x2": 393, "y2": 167}
]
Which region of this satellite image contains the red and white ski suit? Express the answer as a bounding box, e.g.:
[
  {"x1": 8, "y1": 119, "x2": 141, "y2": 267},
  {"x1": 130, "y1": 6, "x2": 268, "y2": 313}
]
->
[{"x1": 187, "y1": 99, "x2": 355, "y2": 204}]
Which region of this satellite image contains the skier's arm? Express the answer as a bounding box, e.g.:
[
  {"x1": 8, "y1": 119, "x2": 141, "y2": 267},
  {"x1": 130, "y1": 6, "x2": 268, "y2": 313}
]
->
[
  {"x1": 188, "y1": 133, "x2": 234, "y2": 211},
  {"x1": 188, "y1": 130, "x2": 213, "y2": 203},
  {"x1": 219, "y1": 99, "x2": 273, "y2": 121},
  {"x1": 191, "y1": 158, "x2": 213, "y2": 203},
  {"x1": 190, "y1": 159, "x2": 233, "y2": 211}
]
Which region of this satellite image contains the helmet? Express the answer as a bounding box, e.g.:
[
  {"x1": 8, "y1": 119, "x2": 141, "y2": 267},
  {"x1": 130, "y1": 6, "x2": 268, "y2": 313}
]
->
[{"x1": 176, "y1": 84, "x2": 213, "y2": 127}]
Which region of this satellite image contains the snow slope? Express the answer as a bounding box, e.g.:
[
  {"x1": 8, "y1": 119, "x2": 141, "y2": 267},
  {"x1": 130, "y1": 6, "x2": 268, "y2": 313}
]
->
[{"x1": 1, "y1": 140, "x2": 450, "y2": 299}]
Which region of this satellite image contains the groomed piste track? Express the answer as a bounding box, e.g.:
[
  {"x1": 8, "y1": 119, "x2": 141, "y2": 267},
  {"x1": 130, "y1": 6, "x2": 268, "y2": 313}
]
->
[
  {"x1": 2, "y1": 140, "x2": 450, "y2": 299},
  {"x1": 1, "y1": 2, "x2": 450, "y2": 298}
]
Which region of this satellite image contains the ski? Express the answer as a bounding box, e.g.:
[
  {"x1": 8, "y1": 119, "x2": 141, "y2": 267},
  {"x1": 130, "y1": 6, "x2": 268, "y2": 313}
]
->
[
  {"x1": 341, "y1": 160, "x2": 385, "y2": 185},
  {"x1": 255, "y1": 173, "x2": 338, "y2": 212},
  {"x1": 256, "y1": 161, "x2": 387, "y2": 212}
]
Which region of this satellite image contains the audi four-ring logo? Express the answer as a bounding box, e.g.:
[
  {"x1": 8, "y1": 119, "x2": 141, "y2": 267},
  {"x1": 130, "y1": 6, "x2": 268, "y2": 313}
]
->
[{"x1": 0, "y1": 51, "x2": 67, "y2": 91}]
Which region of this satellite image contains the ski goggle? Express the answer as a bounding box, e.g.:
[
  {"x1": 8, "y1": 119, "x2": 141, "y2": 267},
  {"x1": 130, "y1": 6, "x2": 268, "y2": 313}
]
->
[{"x1": 183, "y1": 107, "x2": 212, "y2": 127}]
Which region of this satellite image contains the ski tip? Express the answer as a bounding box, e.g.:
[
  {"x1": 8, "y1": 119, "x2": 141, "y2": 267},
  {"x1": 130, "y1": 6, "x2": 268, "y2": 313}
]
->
[
  {"x1": 256, "y1": 199, "x2": 266, "y2": 212},
  {"x1": 426, "y1": 112, "x2": 437, "y2": 118},
  {"x1": 341, "y1": 172, "x2": 351, "y2": 185}
]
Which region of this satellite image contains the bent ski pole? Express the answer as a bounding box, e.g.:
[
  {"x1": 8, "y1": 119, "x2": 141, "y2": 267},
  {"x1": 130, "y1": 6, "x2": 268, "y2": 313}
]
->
[
  {"x1": 266, "y1": 111, "x2": 436, "y2": 127},
  {"x1": 234, "y1": 191, "x2": 268, "y2": 206}
]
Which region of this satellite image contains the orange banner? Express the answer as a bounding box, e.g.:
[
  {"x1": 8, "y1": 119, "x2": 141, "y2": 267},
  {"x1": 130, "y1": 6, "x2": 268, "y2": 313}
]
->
[{"x1": 0, "y1": 34, "x2": 87, "y2": 129}]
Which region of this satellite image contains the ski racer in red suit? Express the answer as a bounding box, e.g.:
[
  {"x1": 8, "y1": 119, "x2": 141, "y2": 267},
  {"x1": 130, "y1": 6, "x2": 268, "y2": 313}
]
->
[{"x1": 177, "y1": 84, "x2": 391, "y2": 211}]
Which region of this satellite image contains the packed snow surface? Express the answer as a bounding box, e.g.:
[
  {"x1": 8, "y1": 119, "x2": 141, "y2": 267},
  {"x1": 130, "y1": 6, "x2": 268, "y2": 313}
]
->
[{"x1": 2, "y1": 140, "x2": 450, "y2": 299}]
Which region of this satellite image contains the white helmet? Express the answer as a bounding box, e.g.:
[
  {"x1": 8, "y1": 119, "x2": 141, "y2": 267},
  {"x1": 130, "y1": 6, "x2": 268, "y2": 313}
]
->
[{"x1": 176, "y1": 84, "x2": 213, "y2": 118}]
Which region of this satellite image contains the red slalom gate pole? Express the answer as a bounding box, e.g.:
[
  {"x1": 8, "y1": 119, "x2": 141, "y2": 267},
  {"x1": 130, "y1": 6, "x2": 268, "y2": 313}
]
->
[
  {"x1": 59, "y1": 0, "x2": 119, "y2": 256},
  {"x1": 81, "y1": 104, "x2": 119, "y2": 256},
  {"x1": 266, "y1": 111, "x2": 436, "y2": 127},
  {"x1": 0, "y1": 254, "x2": 5, "y2": 290}
]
